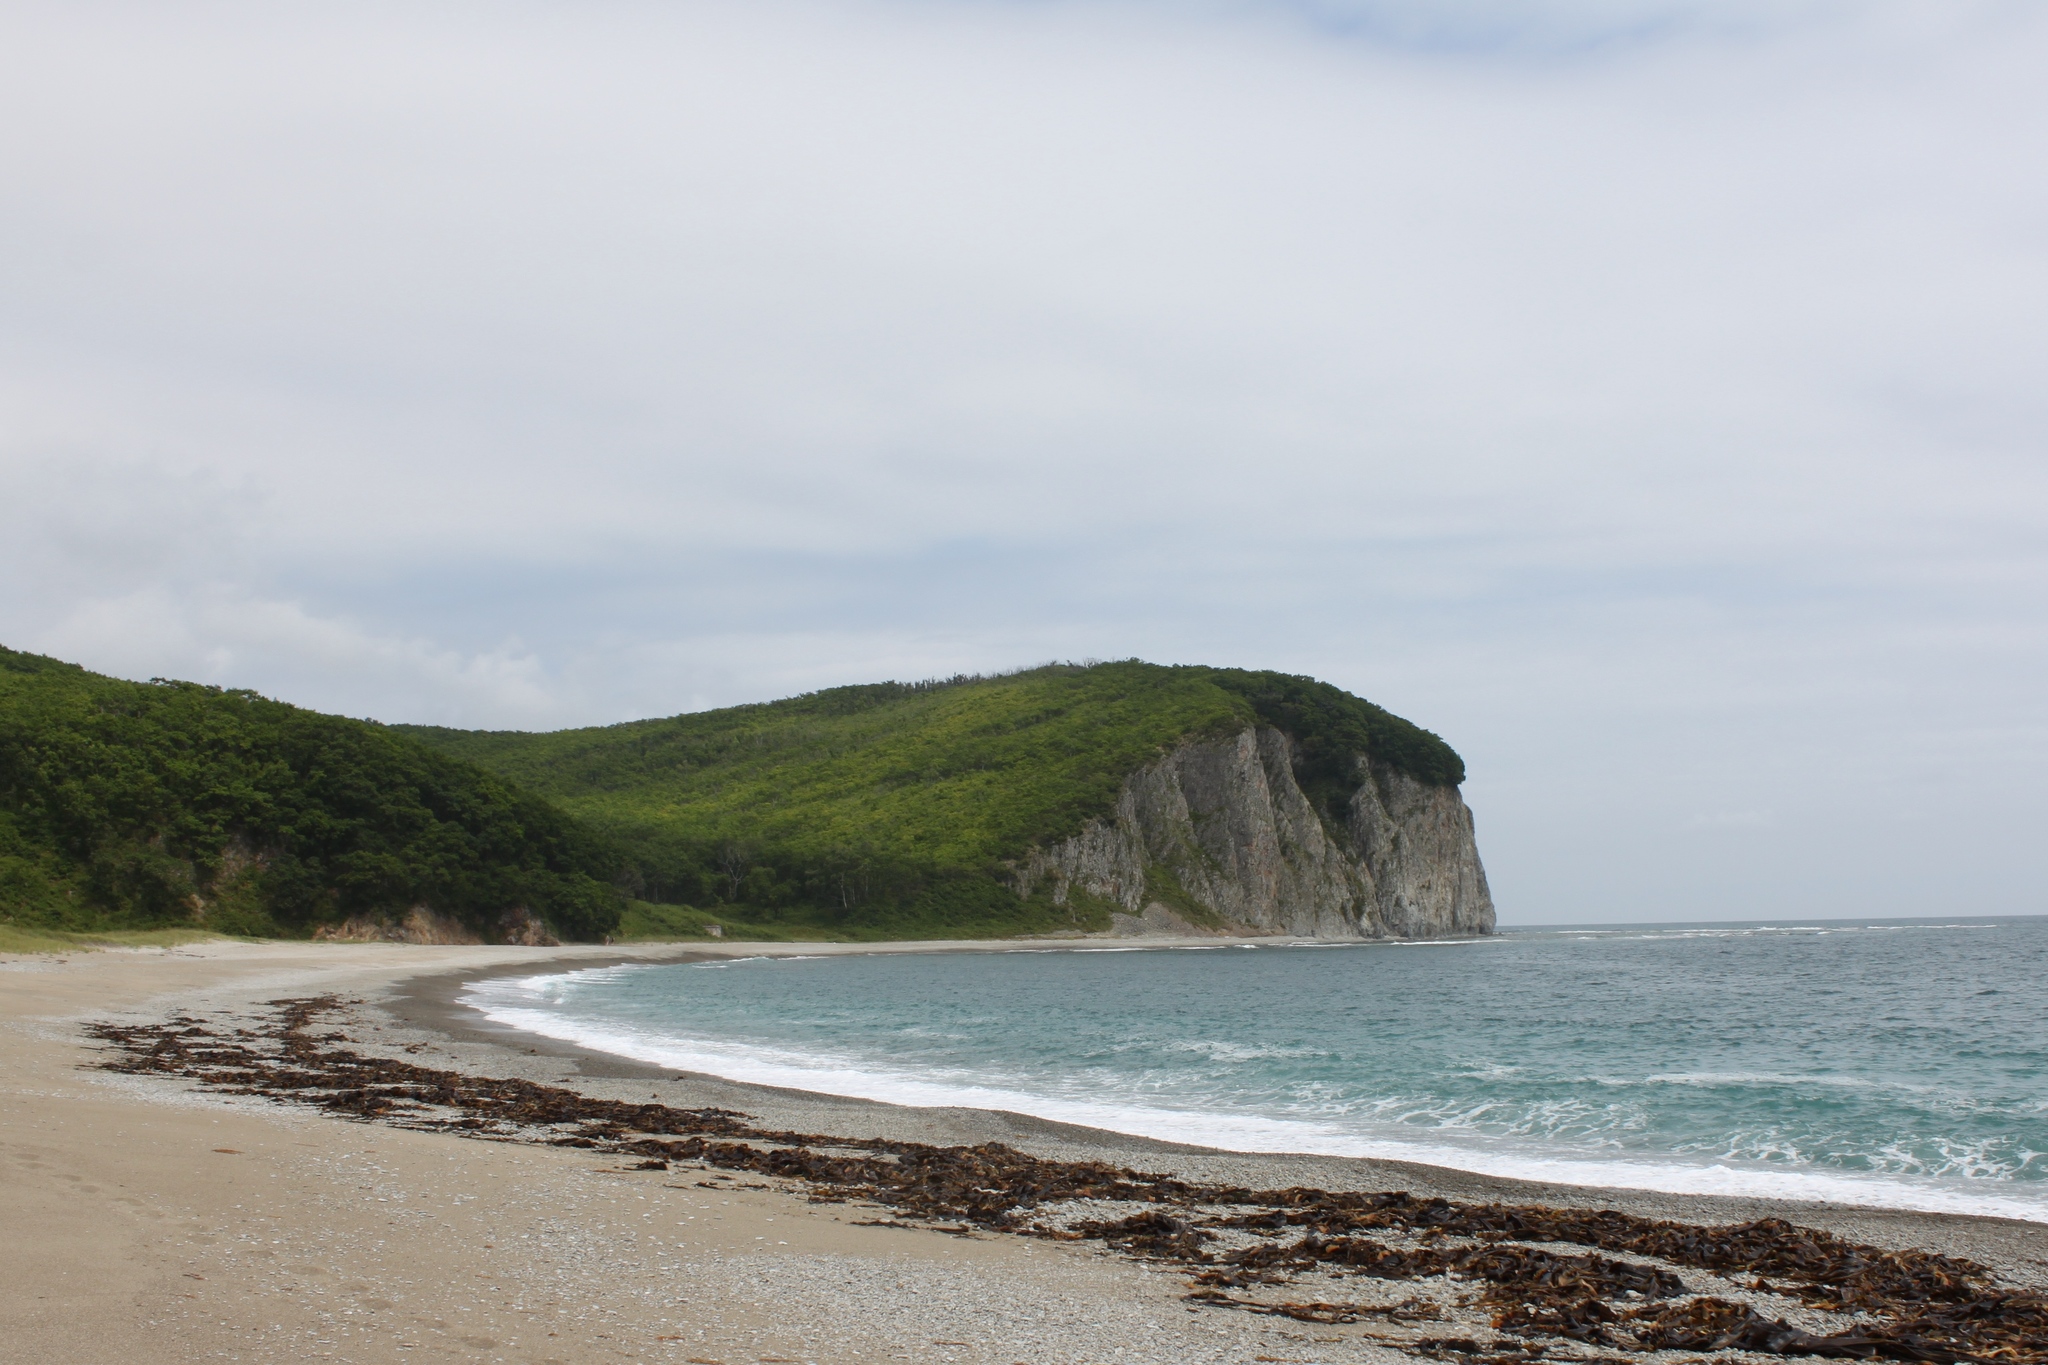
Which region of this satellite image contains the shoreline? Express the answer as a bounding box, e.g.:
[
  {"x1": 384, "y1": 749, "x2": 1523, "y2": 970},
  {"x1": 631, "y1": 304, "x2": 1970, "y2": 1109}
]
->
[
  {"x1": 17, "y1": 936, "x2": 1361, "y2": 1365},
  {"x1": 409, "y1": 937, "x2": 2048, "y2": 1238},
  {"x1": 5, "y1": 938, "x2": 2044, "y2": 1365}
]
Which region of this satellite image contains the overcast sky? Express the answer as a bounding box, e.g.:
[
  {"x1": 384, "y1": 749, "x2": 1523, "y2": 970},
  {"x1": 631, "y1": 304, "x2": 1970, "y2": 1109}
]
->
[{"x1": 4, "y1": 0, "x2": 2044, "y2": 925}]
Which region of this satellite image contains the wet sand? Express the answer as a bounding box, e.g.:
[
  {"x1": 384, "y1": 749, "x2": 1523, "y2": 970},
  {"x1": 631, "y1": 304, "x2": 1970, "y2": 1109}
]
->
[{"x1": 3, "y1": 938, "x2": 2042, "y2": 1365}]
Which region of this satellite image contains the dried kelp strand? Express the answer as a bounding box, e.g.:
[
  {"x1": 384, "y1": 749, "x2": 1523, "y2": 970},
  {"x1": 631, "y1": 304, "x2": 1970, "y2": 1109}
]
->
[{"x1": 84, "y1": 998, "x2": 2048, "y2": 1365}]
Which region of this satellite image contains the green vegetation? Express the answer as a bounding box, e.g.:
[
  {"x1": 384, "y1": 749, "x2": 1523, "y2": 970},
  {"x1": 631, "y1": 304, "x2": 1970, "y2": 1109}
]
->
[
  {"x1": 0, "y1": 646, "x2": 1462, "y2": 947},
  {"x1": 612, "y1": 900, "x2": 790, "y2": 943},
  {"x1": 401, "y1": 661, "x2": 1462, "y2": 939},
  {"x1": 1213, "y1": 667, "x2": 1464, "y2": 801},
  {"x1": 0, "y1": 924, "x2": 229, "y2": 955},
  {"x1": 0, "y1": 646, "x2": 625, "y2": 942}
]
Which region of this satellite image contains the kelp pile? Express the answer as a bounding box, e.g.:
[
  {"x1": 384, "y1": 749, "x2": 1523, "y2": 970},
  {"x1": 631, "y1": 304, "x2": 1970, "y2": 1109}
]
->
[{"x1": 89, "y1": 998, "x2": 2047, "y2": 1364}]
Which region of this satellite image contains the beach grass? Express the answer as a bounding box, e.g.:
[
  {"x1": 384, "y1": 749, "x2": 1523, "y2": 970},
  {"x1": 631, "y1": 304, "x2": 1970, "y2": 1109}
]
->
[
  {"x1": 614, "y1": 899, "x2": 794, "y2": 943},
  {"x1": 0, "y1": 924, "x2": 232, "y2": 954}
]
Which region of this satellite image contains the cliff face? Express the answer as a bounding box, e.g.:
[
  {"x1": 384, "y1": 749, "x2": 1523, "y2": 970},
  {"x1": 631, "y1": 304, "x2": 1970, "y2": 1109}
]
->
[{"x1": 1012, "y1": 726, "x2": 1493, "y2": 939}]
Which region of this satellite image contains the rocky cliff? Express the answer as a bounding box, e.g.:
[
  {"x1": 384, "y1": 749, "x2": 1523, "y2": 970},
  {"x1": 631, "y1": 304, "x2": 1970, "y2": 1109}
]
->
[{"x1": 1011, "y1": 726, "x2": 1493, "y2": 939}]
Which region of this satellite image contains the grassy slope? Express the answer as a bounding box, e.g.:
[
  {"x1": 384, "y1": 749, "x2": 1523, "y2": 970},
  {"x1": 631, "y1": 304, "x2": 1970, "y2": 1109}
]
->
[
  {"x1": 0, "y1": 646, "x2": 625, "y2": 940},
  {"x1": 401, "y1": 661, "x2": 1463, "y2": 939}
]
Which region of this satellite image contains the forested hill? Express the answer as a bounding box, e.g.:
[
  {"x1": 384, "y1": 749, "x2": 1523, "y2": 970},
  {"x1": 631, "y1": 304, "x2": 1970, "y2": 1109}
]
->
[
  {"x1": 0, "y1": 646, "x2": 624, "y2": 940},
  {"x1": 0, "y1": 649, "x2": 1468, "y2": 944},
  {"x1": 398, "y1": 661, "x2": 1466, "y2": 939}
]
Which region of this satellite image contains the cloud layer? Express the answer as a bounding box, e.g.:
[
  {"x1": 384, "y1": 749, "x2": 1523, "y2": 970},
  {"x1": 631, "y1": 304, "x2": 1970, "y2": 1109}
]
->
[{"x1": 4, "y1": 0, "x2": 2044, "y2": 922}]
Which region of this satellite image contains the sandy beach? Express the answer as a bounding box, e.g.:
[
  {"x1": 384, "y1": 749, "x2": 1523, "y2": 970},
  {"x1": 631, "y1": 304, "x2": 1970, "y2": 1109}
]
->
[{"x1": 4, "y1": 938, "x2": 2042, "y2": 1365}]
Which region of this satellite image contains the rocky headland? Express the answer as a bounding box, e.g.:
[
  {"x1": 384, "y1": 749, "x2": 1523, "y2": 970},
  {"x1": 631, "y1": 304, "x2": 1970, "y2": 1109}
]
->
[{"x1": 1014, "y1": 726, "x2": 1493, "y2": 939}]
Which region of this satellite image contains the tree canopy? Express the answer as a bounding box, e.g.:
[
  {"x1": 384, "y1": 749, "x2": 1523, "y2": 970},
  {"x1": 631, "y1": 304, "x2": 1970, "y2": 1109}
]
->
[{"x1": 0, "y1": 646, "x2": 624, "y2": 939}]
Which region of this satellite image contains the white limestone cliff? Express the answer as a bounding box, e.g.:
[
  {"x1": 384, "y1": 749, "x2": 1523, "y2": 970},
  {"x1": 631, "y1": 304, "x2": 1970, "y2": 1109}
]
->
[{"x1": 1010, "y1": 726, "x2": 1493, "y2": 939}]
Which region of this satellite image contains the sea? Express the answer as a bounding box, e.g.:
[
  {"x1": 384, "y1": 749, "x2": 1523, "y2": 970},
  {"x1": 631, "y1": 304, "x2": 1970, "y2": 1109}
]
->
[{"x1": 461, "y1": 916, "x2": 2048, "y2": 1223}]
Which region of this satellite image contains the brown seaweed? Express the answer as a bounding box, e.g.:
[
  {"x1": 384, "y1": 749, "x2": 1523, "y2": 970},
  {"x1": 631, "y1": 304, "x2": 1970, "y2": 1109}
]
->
[{"x1": 86, "y1": 997, "x2": 2048, "y2": 1365}]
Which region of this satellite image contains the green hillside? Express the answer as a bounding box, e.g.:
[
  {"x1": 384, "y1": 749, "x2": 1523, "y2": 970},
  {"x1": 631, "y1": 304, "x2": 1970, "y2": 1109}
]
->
[
  {"x1": 0, "y1": 649, "x2": 1465, "y2": 946},
  {"x1": 0, "y1": 646, "x2": 624, "y2": 940},
  {"x1": 399, "y1": 662, "x2": 1463, "y2": 939}
]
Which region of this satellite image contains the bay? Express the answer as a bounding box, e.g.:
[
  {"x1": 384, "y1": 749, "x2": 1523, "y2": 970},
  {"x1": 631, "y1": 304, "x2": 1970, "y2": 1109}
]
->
[{"x1": 463, "y1": 916, "x2": 2048, "y2": 1221}]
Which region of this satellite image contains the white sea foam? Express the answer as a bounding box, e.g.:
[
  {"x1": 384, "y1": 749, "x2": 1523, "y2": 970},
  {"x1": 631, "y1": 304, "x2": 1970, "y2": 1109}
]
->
[
  {"x1": 1536, "y1": 922, "x2": 2002, "y2": 943},
  {"x1": 460, "y1": 970, "x2": 2048, "y2": 1225},
  {"x1": 1162, "y1": 1038, "x2": 1333, "y2": 1063},
  {"x1": 1634, "y1": 1071, "x2": 1901, "y2": 1090}
]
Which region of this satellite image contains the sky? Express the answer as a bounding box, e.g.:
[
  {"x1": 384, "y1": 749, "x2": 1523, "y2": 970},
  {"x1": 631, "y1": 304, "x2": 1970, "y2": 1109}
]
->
[{"x1": 3, "y1": 0, "x2": 2044, "y2": 925}]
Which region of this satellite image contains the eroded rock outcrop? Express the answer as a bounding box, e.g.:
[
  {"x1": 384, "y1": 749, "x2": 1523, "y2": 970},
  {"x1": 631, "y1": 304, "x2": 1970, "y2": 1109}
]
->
[
  {"x1": 311, "y1": 905, "x2": 561, "y2": 946},
  {"x1": 1012, "y1": 727, "x2": 1493, "y2": 939}
]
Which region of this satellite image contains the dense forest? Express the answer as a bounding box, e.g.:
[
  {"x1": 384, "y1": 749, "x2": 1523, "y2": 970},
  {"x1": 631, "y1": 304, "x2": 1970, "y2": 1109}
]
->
[
  {"x1": 0, "y1": 646, "x2": 624, "y2": 940},
  {"x1": 0, "y1": 648, "x2": 1465, "y2": 943}
]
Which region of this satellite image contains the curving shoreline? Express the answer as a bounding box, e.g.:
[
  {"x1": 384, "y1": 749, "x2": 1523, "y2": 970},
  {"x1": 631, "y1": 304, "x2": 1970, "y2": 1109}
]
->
[
  {"x1": 419, "y1": 935, "x2": 2048, "y2": 1228},
  {"x1": 4, "y1": 937, "x2": 2043, "y2": 1364},
  {"x1": 394, "y1": 941, "x2": 2047, "y2": 1238}
]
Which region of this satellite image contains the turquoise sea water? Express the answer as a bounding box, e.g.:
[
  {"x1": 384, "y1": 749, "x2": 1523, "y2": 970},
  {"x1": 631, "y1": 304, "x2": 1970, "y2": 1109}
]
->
[{"x1": 463, "y1": 918, "x2": 2048, "y2": 1221}]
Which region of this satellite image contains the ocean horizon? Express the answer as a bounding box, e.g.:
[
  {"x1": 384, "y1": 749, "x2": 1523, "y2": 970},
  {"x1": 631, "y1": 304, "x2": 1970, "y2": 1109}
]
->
[{"x1": 462, "y1": 914, "x2": 2048, "y2": 1224}]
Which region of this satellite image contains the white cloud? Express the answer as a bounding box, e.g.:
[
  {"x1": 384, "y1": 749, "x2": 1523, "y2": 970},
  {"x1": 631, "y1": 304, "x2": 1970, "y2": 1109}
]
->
[
  {"x1": 1, "y1": 0, "x2": 2044, "y2": 920},
  {"x1": 35, "y1": 587, "x2": 560, "y2": 727},
  {"x1": 1683, "y1": 810, "x2": 1772, "y2": 831}
]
